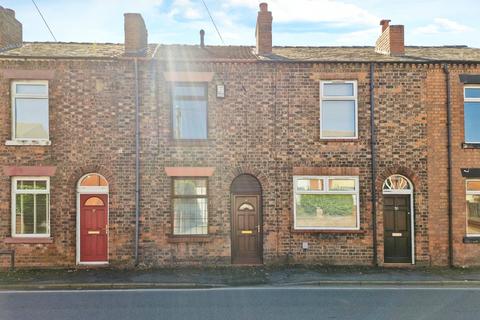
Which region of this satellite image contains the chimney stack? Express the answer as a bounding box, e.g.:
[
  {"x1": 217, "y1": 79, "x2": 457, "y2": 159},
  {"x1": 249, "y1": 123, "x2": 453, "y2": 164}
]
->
[
  {"x1": 255, "y1": 2, "x2": 272, "y2": 55},
  {"x1": 124, "y1": 13, "x2": 148, "y2": 56},
  {"x1": 375, "y1": 19, "x2": 404, "y2": 56},
  {"x1": 0, "y1": 6, "x2": 22, "y2": 50}
]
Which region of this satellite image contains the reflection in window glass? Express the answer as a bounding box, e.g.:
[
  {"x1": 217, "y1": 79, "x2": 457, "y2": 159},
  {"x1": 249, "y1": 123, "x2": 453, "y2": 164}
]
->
[
  {"x1": 172, "y1": 83, "x2": 207, "y2": 139},
  {"x1": 16, "y1": 84, "x2": 48, "y2": 95},
  {"x1": 321, "y1": 100, "x2": 356, "y2": 138},
  {"x1": 329, "y1": 179, "x2": 356, "y2": 191},
  {"x1": 467, "y1": 180, "x2": 480, "y2": 236},
  {"x1": 465, "y1": 88, "x2": 480, "y2": 99},
  {"x1": 296, "y1": 179, "x2": 323, "y2": 191},
  {"x1": 174, "y1": 179, "x2": 207, "y2": 195},
  {"x1": 14, "y1": 178, "x2": 50, "y2": 236},
  {"x1": 294, "y1": 176, "x2": 359, "y2": 230},
  {"x1": 173, "y1": 179, "x2": 208, "y2": 235},
  {"x1": 80, "y1": 174, "x2": 108, "y2": 187},
  {"x1": 15, "y1": 98, "x2": 49, "y2": 139},
  {"x1": 323, "y1": 83, "x2": 354, "y2": 96},
  {"x1": 464, "y1": 102, "x2": 480, "y2": 143}
]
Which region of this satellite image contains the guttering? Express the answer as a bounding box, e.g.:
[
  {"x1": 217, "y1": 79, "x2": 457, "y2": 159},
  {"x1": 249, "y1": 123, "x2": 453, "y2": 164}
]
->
[
  {"x1": 134, "y1": 57, "x2": 140, "y2": 266},
  {"x1": 443, "y1": 63, "x2": 454, "y2": 267},
  {"x1": 369, "y1": 63, "x2": 378, "y2": 266}
]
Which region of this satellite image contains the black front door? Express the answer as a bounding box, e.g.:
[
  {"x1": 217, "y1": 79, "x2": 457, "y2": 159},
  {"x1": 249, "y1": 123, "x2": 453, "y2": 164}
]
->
[{"x1": 383, "y1": 195, "x2": 412, "y2": 263}]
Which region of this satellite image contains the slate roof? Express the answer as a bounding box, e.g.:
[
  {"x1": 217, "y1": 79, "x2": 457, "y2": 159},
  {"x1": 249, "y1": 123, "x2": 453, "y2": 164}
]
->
[{"x1": 1, "y1": 42, "x2": 480, "y2": 63}]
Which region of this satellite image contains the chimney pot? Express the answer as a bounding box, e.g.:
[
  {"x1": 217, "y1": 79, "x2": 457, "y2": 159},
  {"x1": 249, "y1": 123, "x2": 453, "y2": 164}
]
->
[
  {"x1": 380, "y1": 19, "x2": 391, "y2": 32},
  {"x1": 200, "y1": 29, "x2": 205, "y2": 48},
  {"x1": 255, "y1": 2, "x2": 273, "y2": 55}
]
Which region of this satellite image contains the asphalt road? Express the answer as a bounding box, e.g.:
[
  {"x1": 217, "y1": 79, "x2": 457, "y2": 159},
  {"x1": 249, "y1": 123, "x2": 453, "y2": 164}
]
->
[{"x1": 1, "y1": 287, "x2": 479, "y2": 320}]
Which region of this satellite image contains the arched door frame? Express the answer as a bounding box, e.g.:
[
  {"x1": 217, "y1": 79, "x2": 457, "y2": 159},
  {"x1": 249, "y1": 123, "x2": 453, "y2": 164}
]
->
[
  {"x1": 382, "y1": 174, "x2": 415, "y2": 264},
  {"x1": 76, "y1": 173, "x2": 109, "y2": 265},
  {"x1": 230, "y1": 174, "x2": 263, "y2": 265}
]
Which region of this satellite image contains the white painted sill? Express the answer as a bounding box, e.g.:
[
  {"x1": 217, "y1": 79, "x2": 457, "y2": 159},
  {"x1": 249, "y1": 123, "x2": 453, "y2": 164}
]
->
[{"x1": 5, "y1": 139, "x2": 51, "y2": 146}]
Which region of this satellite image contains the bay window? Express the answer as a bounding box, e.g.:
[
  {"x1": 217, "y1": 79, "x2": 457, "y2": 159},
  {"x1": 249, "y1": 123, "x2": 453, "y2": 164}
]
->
[{"x1": 294, "y1": 176, "x2": 360, "y2": 230}]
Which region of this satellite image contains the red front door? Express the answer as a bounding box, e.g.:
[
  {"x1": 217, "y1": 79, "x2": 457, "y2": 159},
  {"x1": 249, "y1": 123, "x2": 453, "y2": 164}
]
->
[{"x1": 80, "y1": 194, "x2": 108, "y2": 262}]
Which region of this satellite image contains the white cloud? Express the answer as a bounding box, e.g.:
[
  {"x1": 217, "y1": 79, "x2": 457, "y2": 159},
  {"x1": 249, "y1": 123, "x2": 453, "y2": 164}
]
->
[
  {"x1": 225, "y1": 0, "x2": 379, "y2": 26},
  {"x1": 415, "y1": 18, "x2": 474, "y2": 34}
]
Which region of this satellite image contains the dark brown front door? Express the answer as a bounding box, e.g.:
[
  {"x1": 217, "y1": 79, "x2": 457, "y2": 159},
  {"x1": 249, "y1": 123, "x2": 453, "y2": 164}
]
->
[
  {"x1": 384, "y1": 195, "x2": 411, "y2": 263},
  {"x1": 232, "y1": 195, "x2": 262, "y2": 264}
]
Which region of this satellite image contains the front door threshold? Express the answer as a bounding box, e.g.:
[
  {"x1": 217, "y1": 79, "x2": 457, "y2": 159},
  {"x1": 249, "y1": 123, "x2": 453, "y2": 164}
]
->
[
  {"x1": 78, "y1": 261, "x2": 109, "y2": 266},
  {"x1": 383, "y1": 262, "x2": 414, "y2": 268}
]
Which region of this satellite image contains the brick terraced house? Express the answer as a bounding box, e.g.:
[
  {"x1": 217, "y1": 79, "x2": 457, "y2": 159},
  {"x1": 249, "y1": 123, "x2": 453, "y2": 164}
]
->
[{"x1": 1, "y1": 3, "x2": 480, "y2": 268}]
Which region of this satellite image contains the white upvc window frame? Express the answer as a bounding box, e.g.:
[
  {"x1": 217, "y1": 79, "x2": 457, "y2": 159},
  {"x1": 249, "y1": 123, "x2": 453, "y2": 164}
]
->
[
  {"x1": 464, "y1": 85, "x2": 480, "y2": 144},
  {"x1": 293, "y1": 175, "x2": 360, "y2": 231},
  {"x1": 8, "y1": 80, "x2": 51, "y2": 146},
  {"x1": 466, "y1": 179, "x2": 480, "y2": 237},
  {"x1": 320, "y1": 80, "x2": 358, "y2": 140},
  {"x1": 11, "y1": 176, "x2": 51, "y2": 237}
]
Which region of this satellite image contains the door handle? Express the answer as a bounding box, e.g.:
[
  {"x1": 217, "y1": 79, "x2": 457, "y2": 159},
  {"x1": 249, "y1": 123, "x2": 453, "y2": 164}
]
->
[
  {"x1": 88, "y1": 230, "x2": 100, "y2": 235},
  {"x1": 392, "y1": 232, "x2": 402, "y2": 237},
  {"x1": 241, "y1": 230, "x2": 253, "y2": 234}
]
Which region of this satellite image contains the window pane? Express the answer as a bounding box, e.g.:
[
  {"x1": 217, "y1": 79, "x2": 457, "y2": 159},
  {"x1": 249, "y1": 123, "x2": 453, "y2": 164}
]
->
[
  {"x1": 16, "y1": 194, "x2": 34, "y2": 234},
  {"x1": 467, "y1": 181, "x2": 480, "y2": 192},
  {"x1": 85, "y1": 197, "x2": 105, "y2": 206},
  {"x1": 174, "y1": 179, "x2": 207, "y2": 196},
  {"x1": 34, "y1": 181, "x2": 47, "y2": 190},
  {"x1": 323, "y1": 83, "x2": 354, "y2": 96},
  {"x1": 329, "y1": 179, "x2": 356, "y2": 191},
  {"x1": 173, "y1": 198, "x2": 207, "y2": 235},
  {"x1": 16, "y1": 84, "x2": 47, "y2": 95},
  {"x1": 295, "y1": 194, "x2": 357, "y2": 228},
  {"x1": 322, "y1": 100, "x2": 356, "y2": 138},
  {"x1": 467, "y1": 195, "x2": 480, "y2": 235},
  {"x1": 15, "y1": 98, "x2": 49, "y2": 139},
  {"x1": 465, "y1": 102, "x2": 480, "y2": 143},
  {"x1": 173, "y1": 100, "x2": 207, "y2": 139},
  {"x1": 296, "y1": 179, "x2": 323, "y2": 191},
  {"x1": 80, "y1": 174, "x2": 108, "y2": 187},
  {"x1": 17, "y1": 180, "x2": 35, "y2": 190},
  {"x1": 173, "y1": 85, "x2": 206, "y2": 97},
  {"x1": 36, "y1": 194, "x2": 48, "y2": 234},
  {"x1": 465, "y1": 88, "x2": 480, "y2": 99}
]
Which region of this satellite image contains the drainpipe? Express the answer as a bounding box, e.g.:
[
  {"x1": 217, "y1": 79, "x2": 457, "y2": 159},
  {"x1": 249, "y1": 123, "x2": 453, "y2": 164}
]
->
[
  {"x1": 370, "y1": 63, "x2": 378, "y2": 266},
  {"x1": 443, "y1": 64, "x2": 453, "y2": 267},
  {"x1": 134, "y1": 57, "x2": 140, "y2": 266}
]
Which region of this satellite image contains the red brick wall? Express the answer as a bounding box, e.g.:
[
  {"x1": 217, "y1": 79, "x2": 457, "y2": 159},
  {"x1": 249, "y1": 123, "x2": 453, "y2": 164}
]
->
[
  {"x1": 0, "y1": 59, "x2": 137, "y2": 267},
  {"x1": 1, "y1": 56, "x2": 479, "y2": 268}
]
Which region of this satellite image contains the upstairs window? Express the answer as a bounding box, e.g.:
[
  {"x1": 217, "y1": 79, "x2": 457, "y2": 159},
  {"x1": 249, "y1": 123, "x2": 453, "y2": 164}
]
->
[
  {"x1": 464, "y1": 86, "x2": 480, "y2": 143},
  {"x1": 320, "y1": 81, "x2": 358, "y2": 139},
  {"x1": 11, "y1": 81, "x2": 49, "y2": 141},
  {"x1": 293, "y1": 176, "x2": 360, "y2": 230},
  {"x1": 12, "y1": 177, "x2": 50, "y2": 237},
  {"x1": 172, "y1": 83, "x2": 207, "y2": 139}
]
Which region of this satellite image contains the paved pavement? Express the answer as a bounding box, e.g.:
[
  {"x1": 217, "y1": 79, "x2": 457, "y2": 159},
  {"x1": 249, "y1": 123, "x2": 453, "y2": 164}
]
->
[
  {"x1": 1, "y1": 287, "x2": 479, "y2": 320},
  {"x1": 2, "y1": 266, "x2": 480, "y2": 290}
]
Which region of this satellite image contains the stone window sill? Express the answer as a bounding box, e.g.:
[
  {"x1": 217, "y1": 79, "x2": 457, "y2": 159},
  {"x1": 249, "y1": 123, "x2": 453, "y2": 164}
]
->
[
  {"x1": 462, "y1": 143, "x2": 480, "y2": 149},
  {"x1": 166, "y1": 235, "x2": 213, "y2": 243},
  {"x1": 4, "y1": 237, "x2": 53, "y2": 244},
  {"x1": 168, "y1": 139, "x2": 214, "y2": 147},
  {"x1": 319, "y1": 139, "x2": 359, "y2": 143},
  {"x1": 463, "y1": 236, "x2": 480, "y2": 244},
  {"x1": 6, "y1": 139, "x2": 51, "y2": 146}
]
